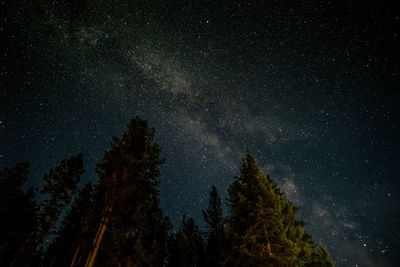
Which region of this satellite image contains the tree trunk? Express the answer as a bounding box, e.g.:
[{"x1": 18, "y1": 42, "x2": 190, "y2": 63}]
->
[
  {"x1": 70, "y1": 244, "x2": 81, "y2": 267},
  {"x1": 263, "y1": 225, "x2": 272, "y2": 257},
  {"x1": 84, "y1": 205, "x2": 112, "y2": 267}
]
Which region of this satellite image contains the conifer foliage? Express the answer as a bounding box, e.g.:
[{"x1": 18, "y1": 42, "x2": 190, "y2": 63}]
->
[
  {"x1": 0, "y1": 154, "x2": 84, "y2": 266},
  {"x1": 168, "y1": 217, "x2": 205, "y2": 267},
  {"x1": 43, "y1": 183, "x2": 94, "y2": 267},
  {"x1": 0, "y1": 117, "x2": 334, "y2": 266},
  {"x1": 39, "y1": 154, "x2": 84, "y2": 245},
  {"x1": 203, "y1": 185, "x2": 225, "y2": 267},
  {"x1": 87, "y1": 116, "x2": 171, "y2": 267},
  {"x1": 0, "y1": 163, "x2": 36, "y2": 266},
  {"x1": 226, "y1": 151, "x2": 332, "y2": 266}
]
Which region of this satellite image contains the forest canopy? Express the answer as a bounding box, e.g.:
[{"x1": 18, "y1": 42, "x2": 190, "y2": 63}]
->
[{"x1": 0, "y1": 117, "x2": 334, "y2": 266}]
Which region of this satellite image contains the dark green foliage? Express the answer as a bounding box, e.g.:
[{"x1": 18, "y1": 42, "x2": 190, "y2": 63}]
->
[
  {"x1": 11, "y1": 154, "x2": 83, "y2": 266},
  {"x1": 310, "y1": 243, "x2": 335, "y2": 267},
  {"x1": 0, "y1": 118, "x2": 334, "y2": 266},
  {"x1": 0, "y1": 154, "x2": 83, "y2": 266},
  {"x1": 203, "y1": 185, "x2": 225, "y2": 267},
  {"x1": 0, "y1": 163, "x2": 37, "y2": 266},
  {"x1": 203, "y1": 186, "x2": 223, "y2": 235},
  {"x1": 96, "y1": 117, "x2": 164, "y2": 191},
  {"x1": 226, "y1": 151, "x2": 332, "y2": 266},
  {"x1": 43, "y1": 183, "x2": 93, "y2": 267},
  {"x1": 41, "y1": 154, "x2": 83, "y2": 204},
  {"x1": 93, "y1": 116, "x2": 170, "y2": 266},
  {"x1": 38, "y1": 153, "x2": 84, "y2": 244},
  {"x1": 168, "y1": 217, "x2": 205, "y2": 267}
]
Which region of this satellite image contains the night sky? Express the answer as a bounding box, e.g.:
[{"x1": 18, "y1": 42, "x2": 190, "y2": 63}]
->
[{"x1": 2, "y1": 1, "x2": 400, "y2": 266}]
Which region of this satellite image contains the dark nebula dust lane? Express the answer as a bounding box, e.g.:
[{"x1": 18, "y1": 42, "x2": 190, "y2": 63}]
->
[{"x1": 2, "y1": 1, "x2": 399, "y2": 266}]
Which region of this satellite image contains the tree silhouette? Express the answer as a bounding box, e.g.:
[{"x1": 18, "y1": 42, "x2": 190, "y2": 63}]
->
[
  {"x1": 203, "y1": 185, "x2": 225, "y2": 267},
  {"x1": 2, "y1": 154, "x2": 84, "y2": 266},
  {"x1": 310, "y1": 243, "x2": 334, "y2": 267},
  {"x1": 168, "y1": 216, "x2": 205, "y2": 267},
  {"x1": 82, "y1": 116, "x2": 170, "y2": 267},
  {"x1": 0, "y1": 118, "x2": 335, "y2": 267},
  {"x1": 43, "y1": 183, "x2": 93, "y2": 267},
  {"x1": 226, "y1": 151, "x2": 332, "y2": 266},
  {"x1": 0, "y1": 163, "x2": 37, "y2": 266}
]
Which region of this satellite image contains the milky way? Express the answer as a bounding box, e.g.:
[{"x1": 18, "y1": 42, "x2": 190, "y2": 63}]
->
[{"x1": 2, "y1": 1, "x2": 399, "y2": 265}]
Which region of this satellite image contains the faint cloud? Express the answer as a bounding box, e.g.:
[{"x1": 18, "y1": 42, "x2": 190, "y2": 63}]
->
[
  {"x1": 312, "y1": 202, "x2": 328, "y2": 217},
  {"x1": 127, "y1": 48, "x2": 194, "y2": 96},
  {"x1": 126, "y1": 46, "x2": 241, "y2": 171},
  {"x1": 282, "y1": 178, "x2": 297, "y2": 199},
  {"x1": 176, "y1": 110, "x2": 237, "y2": 171},
  {"x1": 343, "y1": 221, "x2": 356, "y2": 230},
  {"x1": 261, "y1": 163, "x2": 275, "y2": 175},
  {"x1": 261, "y1": 163, "x2": 303, "y2": 205}
]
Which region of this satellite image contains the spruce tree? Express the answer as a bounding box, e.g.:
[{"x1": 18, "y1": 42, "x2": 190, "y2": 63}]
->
[
  {"x1": 43, "y1": 183, "x2": 93, "y2": 267},
  {"x1": 203, "y1": 185, "x2": 225, "y2": 267},
  {"x1": 39, "y1": 153, "x2": 84, "y2": 239},
  {"x1": 226, "y1": 151, "x2": 333, "y2": 266},
  {"x1": 0, "y1": 163, "x2": 37, "y2": 266},
  {"x1": 8, "y1": 154, "x2": 84, "y2": 266},
  {"x1": 85, "y1": 116, "x2": 170, "y2": 266},
  {"x1": 168, "y1": 216, "x2": 205, "y2": 267},
  {"x1": 310, "y1": 243, "x2": 334, "y2": 267}
]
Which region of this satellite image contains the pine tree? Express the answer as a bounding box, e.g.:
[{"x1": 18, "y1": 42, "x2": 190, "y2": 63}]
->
[
  {"x1": 84, "y1": 116, "x2": 170, "y2": 266},
  {"x1": 10, "y1": 153, "x2": 84, "y2": 266},
  {"x1": 310, "y1": 243, "x2": 334, "y2": 267},
  {"x1": 226, "y1": 151, "x2": 333, "y2": 266},
  {"x1": 39, "y1": 153, "x2": 84, "y2": 238},
  {"x1": 203, "y1": 185, "x2": 225, "y2": 267},
  {"x1": 43, "y1": 183, "x2": 93, "y2": 267},
  {"x1": 168, "y1": 216, "x2": 205, "y2": 267},
  {"x1": 0, "y1": 163, "x2": 37, "y2": 266}
]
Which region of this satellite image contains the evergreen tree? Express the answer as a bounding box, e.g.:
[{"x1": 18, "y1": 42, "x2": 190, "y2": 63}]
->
[
  {"x1": 310, "y1": 243, "x2": 334, "y2": 267},
  {"x1": 226, "y1": 151, "x2": 333, "y2": 266},
  {"x1": 84, "y1": 116, "x2": 170, "y2": 266},
  {"x1": 0, "y1": 163, "x2": 37, "y2": 266},
  {"x1": 202, "y1": 185, "x2": 225, "y2": 267},
  {"x1": 168, "y1": 216, "x2": 205, "y2": 267},
  {"x1": 11, "y1": 153, "x2": 84, "y2": 266},
  {"x1": 39, "y1": 153, "x2": 84, "y2": 238},
  {"x1": 43, "y1": 183, "x2": 93, "y2": 267}
]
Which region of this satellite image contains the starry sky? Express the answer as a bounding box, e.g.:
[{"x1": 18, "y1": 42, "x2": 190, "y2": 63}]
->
[{"x1": 2, "y1": 0, "x2": 400, "y2": 266}]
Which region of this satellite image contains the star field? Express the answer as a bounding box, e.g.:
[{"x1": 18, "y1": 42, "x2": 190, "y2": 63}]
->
[{"x1": 2, "y1": 1, "x2": 400, "y2": 265}]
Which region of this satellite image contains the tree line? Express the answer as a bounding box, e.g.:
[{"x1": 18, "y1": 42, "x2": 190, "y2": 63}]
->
[{"x1": 0, "y1": 117, "x2": 334, "y2": 266}]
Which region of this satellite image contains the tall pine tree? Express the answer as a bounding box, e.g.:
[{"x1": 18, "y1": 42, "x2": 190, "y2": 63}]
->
[
  {"x1": 310, "y1": 243, "x2": 334, "y2": 267},
  {"x1": 39, "y1": 153, "x2": 84, "y2": 240},
  {"x1": 9, "y1": 153, "x2": 83, "y2": 266},
  {"x1": 226, "y1": 151, "x2": 333, "y2": 266},
  {"x1": 84, "y1": 116, "x2": 170, "y2": 267},
  {"x1": 43, "y1": 183, "x2": 94, "y2": 267},
  {"x1": 0, "y1": 163, "x2": 37, "y2": 266},
  {"x1": 167, "y1": 216, "x2": 205, "y2": 267},
  {"x1": 202, "y1": 185, "x2": 225, "y2": 267}
]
